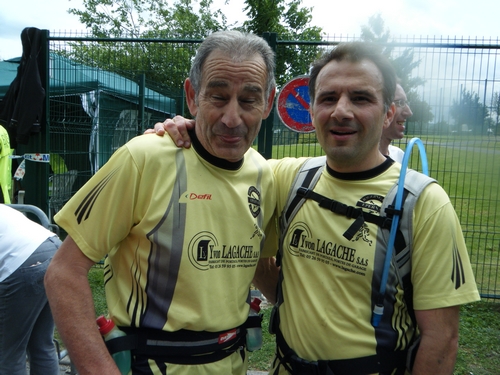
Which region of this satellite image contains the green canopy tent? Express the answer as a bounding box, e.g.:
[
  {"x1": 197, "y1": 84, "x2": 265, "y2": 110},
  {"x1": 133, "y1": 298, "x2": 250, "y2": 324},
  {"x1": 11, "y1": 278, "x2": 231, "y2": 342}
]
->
[
  {"x1": 1, "y1": 54, "x2": 176, "y2": 172},
  {"x1": 1, "y1": 54, "x2": 176, "y2": 210}
]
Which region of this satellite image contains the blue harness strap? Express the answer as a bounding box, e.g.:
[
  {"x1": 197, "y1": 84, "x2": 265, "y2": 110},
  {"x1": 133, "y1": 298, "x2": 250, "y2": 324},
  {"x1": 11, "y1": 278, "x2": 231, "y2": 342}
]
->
[{"x1": 372, "y1": 138, "x2": 430, "y2": 327}]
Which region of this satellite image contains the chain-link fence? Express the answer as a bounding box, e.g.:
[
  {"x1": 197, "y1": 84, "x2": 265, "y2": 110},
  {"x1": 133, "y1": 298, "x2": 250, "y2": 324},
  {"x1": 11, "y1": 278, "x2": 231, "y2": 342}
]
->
[{"x1": 5, "y1": 31, "x2": 499, "y2": 298}]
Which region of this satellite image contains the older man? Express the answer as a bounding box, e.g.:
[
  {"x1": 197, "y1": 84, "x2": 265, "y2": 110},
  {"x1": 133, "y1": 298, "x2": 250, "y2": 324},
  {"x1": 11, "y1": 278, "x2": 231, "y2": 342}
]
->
[
  {"x1": 45, "y1": 30, "x2": 278, "y2": 375},
  {"x1": 379, "y1": 83, "x2": 413, "y2": 163}
]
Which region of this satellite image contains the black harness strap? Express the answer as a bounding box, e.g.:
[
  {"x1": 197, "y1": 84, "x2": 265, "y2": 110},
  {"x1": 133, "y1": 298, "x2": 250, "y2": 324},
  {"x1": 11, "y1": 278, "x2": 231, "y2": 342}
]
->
[
  {"x1": 296, "y1": 187, "x2": 404, "y2": 245},
  {"x1": 115, "y1": 326, "x2": 245, "y2": 364},
  {"x1": 102, "y1": 315, "x2": 261, "y2": 365},
  {"x1": 274, "y1": 323, "x2": 407, "y2": 375}
]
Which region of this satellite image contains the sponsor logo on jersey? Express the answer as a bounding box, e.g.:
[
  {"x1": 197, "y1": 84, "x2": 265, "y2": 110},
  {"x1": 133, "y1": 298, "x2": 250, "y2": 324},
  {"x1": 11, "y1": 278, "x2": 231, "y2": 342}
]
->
[
  {"x1": 356, "y1": 194, "x2": 384, "y2": 214},
  {"x1": 287, "y1": 221, "x2": 313, "y2": 257},
  {"x1": 351, "y1": 194, "x2": 384, "y2": 245},
  {"x1": 188, "y1": 231, "x2": 261, "y2": 271},
  {"x1": 247, "y1": 186, "x2": 261, "y2": 218},
  {"x1": 187, "y1": 193, "x2": 212, "y2": 200},
  {"x1": 284, "y1": 221, "x2": 369, "y2": 276}
]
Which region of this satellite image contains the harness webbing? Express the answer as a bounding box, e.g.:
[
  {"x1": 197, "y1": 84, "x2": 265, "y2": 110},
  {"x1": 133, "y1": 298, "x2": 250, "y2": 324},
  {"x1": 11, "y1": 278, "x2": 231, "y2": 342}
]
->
[
  {"x1": 283, "y1": 165, "x2": 324, "y2": 227},
  {"x1": 273, "y1": 149, "x2": 435, "y2": 374},
  {"x1": 296, "y1": 186, "x2": 400, "y2": 240},
  {"x1": 273, "y1": 312, "x2": 407, "y2": 375},
  {"x1": 112, "y1": 326, "x2": 245, "y2": 365},
  {"x1": 101, "y1": 315, "x2": 261, "y2": 365}
]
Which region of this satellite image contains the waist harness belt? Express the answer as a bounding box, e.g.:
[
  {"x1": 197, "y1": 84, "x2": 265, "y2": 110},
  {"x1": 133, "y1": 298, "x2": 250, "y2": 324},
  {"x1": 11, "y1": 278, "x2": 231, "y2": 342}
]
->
[
  {"x1": 273, "y1": 317, "x2": 407, "y2": 375},
  {"x1": 103, "y1": 315, "x2": 261, "y2": 365}
]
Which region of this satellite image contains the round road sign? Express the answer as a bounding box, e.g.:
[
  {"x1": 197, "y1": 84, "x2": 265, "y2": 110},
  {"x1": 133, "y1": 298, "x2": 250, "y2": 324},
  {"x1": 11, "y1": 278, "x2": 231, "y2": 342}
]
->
[{"x1": 276, "y1": 76, "x2": 314, "y2": 133}]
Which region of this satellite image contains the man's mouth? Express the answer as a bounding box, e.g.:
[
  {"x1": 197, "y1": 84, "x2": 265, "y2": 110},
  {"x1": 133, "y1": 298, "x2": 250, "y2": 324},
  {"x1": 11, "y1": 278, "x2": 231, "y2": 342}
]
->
[
  {"x1": 218, "y1": 134, "x2": 244, "y2": 143},
  {"x1": 331, "y1": 130, "x2": 356, "y2": 135}
]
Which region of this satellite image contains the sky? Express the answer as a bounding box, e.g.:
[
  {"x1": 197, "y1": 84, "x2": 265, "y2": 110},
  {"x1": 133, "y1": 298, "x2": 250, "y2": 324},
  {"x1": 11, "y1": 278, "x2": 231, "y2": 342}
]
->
[{"x1": 1, "y1": 0, "x2": 500, "y2": 60}]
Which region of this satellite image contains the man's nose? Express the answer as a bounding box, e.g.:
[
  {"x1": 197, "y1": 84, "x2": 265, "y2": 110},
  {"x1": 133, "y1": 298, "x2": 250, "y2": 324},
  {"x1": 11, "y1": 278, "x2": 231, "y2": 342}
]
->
[
  {"x1": 404, "y1": 104, "x2": 413, "y2": 117},
  {"x1": 221, "y1": 99, "x2": 242, "y2": 128},
  {"x1": 331, "y1": 96, "x2": 354, "y2": 121}
]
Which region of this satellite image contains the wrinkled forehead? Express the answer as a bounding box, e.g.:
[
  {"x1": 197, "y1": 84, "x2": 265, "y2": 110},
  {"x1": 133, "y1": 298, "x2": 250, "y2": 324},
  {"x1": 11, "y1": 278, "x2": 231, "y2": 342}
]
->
[{"x1": 202, "y1": 51, "x2": 268, "y2": 86}]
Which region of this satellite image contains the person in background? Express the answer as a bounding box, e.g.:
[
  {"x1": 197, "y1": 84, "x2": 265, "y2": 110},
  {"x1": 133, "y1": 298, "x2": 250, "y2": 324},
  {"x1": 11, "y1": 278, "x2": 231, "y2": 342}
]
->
[
  {"x1": 155, "y1": 42, "x2": 480, "y2": 375},
  {"x1": 379, "y1": 83, "x2": 413, "y2": 163},
  {"x1": 0, "y1": 125, "x2": 12, "y2": 203},
  {"x1": 44, "y1": 30, "x2": 278, "y2": 375},
  {"x1": 0, "y1": 204, "x2": 61, "y2": 375}
]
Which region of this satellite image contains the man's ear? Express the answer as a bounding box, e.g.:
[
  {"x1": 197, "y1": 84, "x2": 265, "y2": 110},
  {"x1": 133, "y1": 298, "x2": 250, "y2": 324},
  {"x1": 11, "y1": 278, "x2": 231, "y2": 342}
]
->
[
  {"x1": 384, "y1": 102, "x2": 396, "y2": 129},
  {"x1": 262, "y1": 87, "x2": 277, "y2": 119},
  {"x1": 184, "y1": 78, "x2": 198, "y2": 117}
]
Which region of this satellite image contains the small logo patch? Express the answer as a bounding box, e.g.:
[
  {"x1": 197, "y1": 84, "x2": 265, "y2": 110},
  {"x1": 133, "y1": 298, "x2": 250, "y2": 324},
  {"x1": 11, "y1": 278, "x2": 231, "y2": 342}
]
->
[
  {"x1": 247, "y1": 186, "x2": 261, "y2": 218},
  {"x1": 218, "y1": 329, "x2": 237, "y2": 344},
  {"x1": 188, "y1": 193, "x2": 212, "y2": 200}
]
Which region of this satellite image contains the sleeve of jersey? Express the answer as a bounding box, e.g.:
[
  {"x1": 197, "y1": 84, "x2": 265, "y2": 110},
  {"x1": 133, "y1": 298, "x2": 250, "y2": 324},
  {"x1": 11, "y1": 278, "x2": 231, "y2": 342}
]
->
[
  {"x1": 54, "y1": 144, "x2": 142, "y2": 263},
  {"x1": 410, "y1": 183, "x2": 481, "y2": 310},
  {"x1": 268, "y1": 157, "x2": 309, "y2": 213},
  {"x1": 259, "y1": 157, "x2": 311, "y2": 259}
]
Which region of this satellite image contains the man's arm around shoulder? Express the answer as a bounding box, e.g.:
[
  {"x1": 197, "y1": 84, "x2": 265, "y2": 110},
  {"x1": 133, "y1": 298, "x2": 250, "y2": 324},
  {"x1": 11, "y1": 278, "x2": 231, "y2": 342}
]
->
[{"x1": 44, "y1": 236, "x2": 121, "y2": 375}]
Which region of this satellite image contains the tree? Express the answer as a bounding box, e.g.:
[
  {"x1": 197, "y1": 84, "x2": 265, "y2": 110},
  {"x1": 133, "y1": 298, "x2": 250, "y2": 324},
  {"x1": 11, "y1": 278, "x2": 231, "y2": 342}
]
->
[
  {"x1": 66, "y1": 0, "x2": 323, "y2": 97},
  {"x1": 66, "y1": 0, "x2": 228, "y2": 95},
  {"x1": 361, "y1": 14, "x2": 391, "y2": 46},
  {"x1": 70, "y1": 0, "x2": 227, "y2": 39},
  {"x1": 490, "y1": 92, "x2": 500, "y2": 135},
  {"x1": 239, "y1": 0, "x2": 323, "y2": 87},
  {"x1": 361, "y1": 15, "x2": 423, "y2": 90},
  {"x1": 404, "y1": 92, "x2": 438, "y2": 134},
  {"x1": 360, "y1": 14, "x2": 432, "y2": 127},
  {"x1": 450, "y1": 89, "x2": 489, "y2": 133}
]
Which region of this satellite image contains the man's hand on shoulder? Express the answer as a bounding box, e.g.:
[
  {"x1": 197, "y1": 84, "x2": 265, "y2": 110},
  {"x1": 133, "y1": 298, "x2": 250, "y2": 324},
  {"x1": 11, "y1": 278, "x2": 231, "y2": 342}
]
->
[{"x1": 145, "y1": 116, "x2": 195, "y2": 148}]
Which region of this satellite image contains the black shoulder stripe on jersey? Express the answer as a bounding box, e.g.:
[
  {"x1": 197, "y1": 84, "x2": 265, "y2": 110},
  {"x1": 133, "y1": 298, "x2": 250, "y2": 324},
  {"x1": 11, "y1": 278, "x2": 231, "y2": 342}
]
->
[{"x1": 74, "y1": 168, "x2": 121, "y2": 224}]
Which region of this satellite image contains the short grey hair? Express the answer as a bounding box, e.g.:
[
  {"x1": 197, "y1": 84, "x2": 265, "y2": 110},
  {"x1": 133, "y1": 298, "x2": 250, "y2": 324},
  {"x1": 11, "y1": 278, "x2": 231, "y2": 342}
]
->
[{"x1": 189, "y1": 30, "x2": 276, "y2": 101}]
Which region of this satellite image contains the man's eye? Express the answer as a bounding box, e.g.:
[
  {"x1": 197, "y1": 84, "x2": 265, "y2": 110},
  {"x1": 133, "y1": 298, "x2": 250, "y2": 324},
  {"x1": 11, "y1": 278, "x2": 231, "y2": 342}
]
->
[
  {"x1": 210, "y1": 96, "x2": 228, "y2": 104},
  {"x1": 319, "y1": 96, "x2": 336, "y2": 103},
  {"x1": 241, "y1": 98, "x2": 256, "y2": 104},
  {"x1": 352, "y1": 96, "x2": 369, "y2": 103}
]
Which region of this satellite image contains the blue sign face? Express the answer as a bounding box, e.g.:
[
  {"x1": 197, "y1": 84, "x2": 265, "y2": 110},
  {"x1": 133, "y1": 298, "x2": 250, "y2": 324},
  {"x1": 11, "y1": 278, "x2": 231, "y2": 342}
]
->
[{"x1": 277, "y1": 76, "x2": 314, "y2": 133}]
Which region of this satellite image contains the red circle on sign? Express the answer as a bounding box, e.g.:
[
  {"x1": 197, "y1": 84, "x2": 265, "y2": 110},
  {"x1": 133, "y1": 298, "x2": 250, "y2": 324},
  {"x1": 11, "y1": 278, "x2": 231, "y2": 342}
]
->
[{"x1": 276, "y1": 76, "x2": 314, "y2": 133}]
